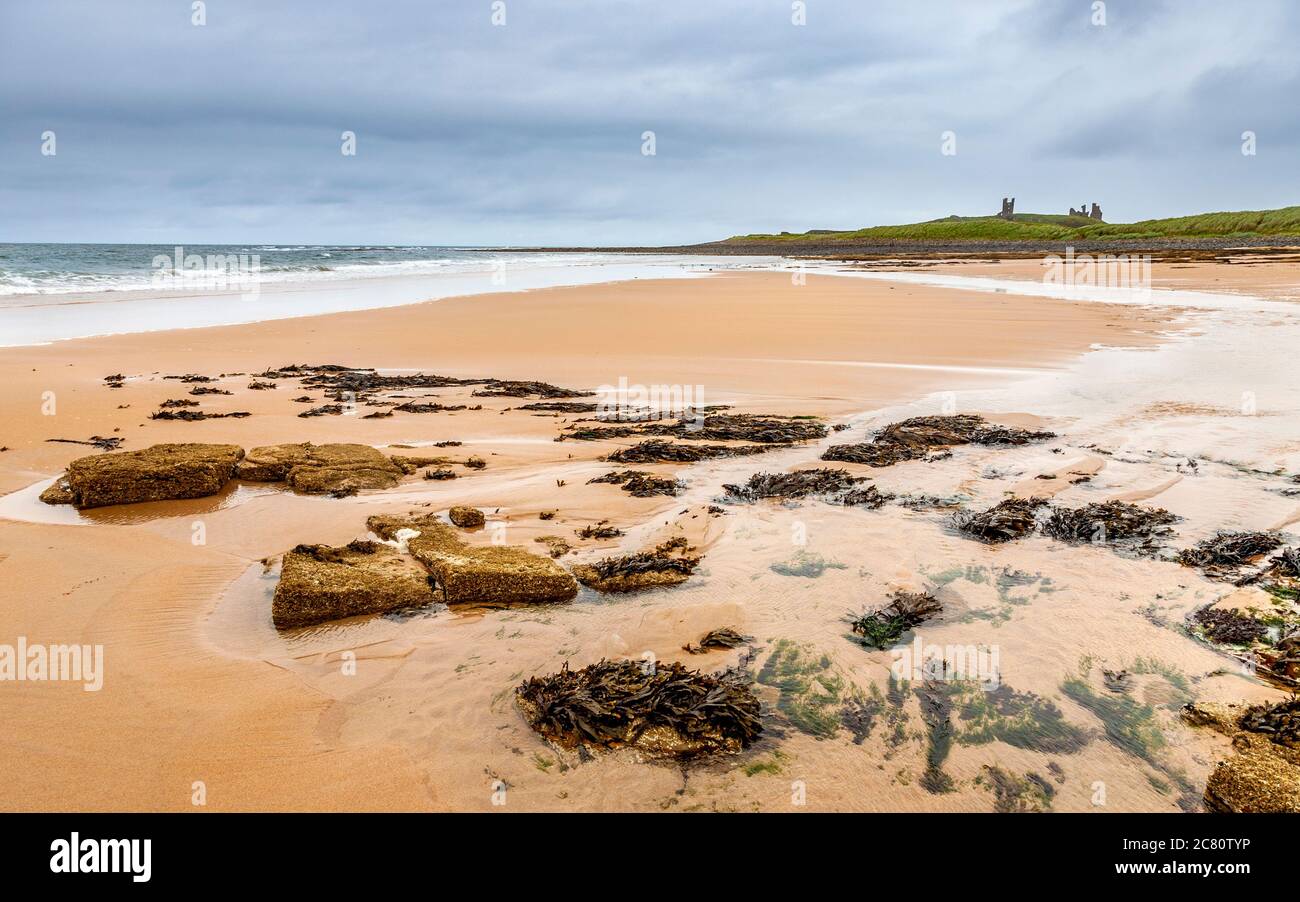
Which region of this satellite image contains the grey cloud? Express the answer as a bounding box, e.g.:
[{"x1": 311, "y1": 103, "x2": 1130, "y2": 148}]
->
[{"x1": 1, "y1": 0, "x2": 1297, "y2": 244}]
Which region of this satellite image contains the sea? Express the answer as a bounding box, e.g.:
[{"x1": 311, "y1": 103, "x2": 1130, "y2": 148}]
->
[{"x1": 0, "y1": 243, "x2": 781, "y2": 346}]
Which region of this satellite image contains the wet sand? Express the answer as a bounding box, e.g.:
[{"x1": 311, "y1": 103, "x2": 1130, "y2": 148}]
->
[
  {"x1": 919, "y1": 255, "x2": 1300, "y2": 301},
  {"x1": 0, "y1": 268, "x2": 1290, "y2": 812}
]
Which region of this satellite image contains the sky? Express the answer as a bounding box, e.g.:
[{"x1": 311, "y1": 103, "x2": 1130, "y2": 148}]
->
[{"x1": 2, "y1": 0, "x2": 1298, "y2": 246}]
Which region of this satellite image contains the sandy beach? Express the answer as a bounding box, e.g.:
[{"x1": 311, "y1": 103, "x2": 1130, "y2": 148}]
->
[{"x1": 0, "y1": 267, "x2": 1295, "y2": 812}]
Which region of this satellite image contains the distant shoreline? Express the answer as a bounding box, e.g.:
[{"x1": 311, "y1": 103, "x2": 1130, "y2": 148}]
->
[{"x1": 485, "y1": 236, "x2": 1300, "y2": 260}]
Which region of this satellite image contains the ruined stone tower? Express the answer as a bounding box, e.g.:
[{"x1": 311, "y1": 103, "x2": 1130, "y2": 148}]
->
[{"x1": 998, "y1": 197, "x2": 1015, "y2": 219}]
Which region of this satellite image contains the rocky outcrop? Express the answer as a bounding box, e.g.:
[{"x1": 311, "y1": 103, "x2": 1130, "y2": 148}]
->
[
  {"x1": 237, "y1": 443, "x2": 404, "y2": 496},
  {"x1": 367, "y1": 514, "x2": 577, "y2": 605},
  {"x1": 823, "y1": 414, "x2": 1054, "y2": 468},
  {"x1": 448, "y1": 506, "x2": 486, "y2": 529},
  {"x1": 572, "y1": 538, "x2": 702, "y2": 593},
  {"x1": 1181, "y1": 700, "x2": 1300, "y2": 813},
  {"x1": 272, "y1": 540, "x2": 438, "y2": 628},
  {"x1": 40, "y1": 443, "x2": 244, "y2": 509}
]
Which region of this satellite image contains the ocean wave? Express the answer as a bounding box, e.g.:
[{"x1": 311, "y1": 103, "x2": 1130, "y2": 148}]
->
[{"x1": 0, "y1": 248, "x2": 655, "y2": 297}]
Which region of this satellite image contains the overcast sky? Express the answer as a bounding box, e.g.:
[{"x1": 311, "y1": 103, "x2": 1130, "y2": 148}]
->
[{"x1": 2, "y1": 0, "x2": 1298, "y2": 246}]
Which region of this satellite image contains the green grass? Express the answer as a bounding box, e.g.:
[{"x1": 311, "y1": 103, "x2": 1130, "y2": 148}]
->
[{"x1": 726, "y1": 205, "x2": 1300, "y2": 244}]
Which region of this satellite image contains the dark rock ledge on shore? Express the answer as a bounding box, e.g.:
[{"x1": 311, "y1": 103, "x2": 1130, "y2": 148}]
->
[
  {"x1": 1181, "y1": 699, "x2": 1300, "y2": 813},
  {"x1": 39, "y1": 443, "x2": 244, "y2": 509},
  {"x1": 367, "y1": 513, "x2": 578, "y2": 606},
  {"x1": 40, "y1": 441, "x2": 452, "y2": 508},
  {"x1": 272, "y1": 540, "x2": 438, "y2": 629}
]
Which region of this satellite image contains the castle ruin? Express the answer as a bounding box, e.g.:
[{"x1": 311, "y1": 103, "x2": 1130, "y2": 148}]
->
[
  {"x1": 998, "y1": 197, "x2": 1015, "y2": 219},
  {"x1": 1069, "y1": 202, "x2": 1104, "y2": 221}
]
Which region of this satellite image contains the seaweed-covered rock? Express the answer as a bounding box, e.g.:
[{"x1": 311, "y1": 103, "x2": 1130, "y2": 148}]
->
[
  {"x1": 37, "y1": 478, "x2": 77, "y2": 505},
  {"x1": 849, "y1": 590, "x2": 942, "y2": 649},
  {"x1": 368, "y1": 514, "x2": 577, "y2": 605},
  {"x1": 836, "y1": 485, "x2": 894, "y2": 508},
  {"x1": 1182, "y1": 700, "x2": 1300, "y2": 813},
  {"x1": 607, "y1": 440, "x2": 773, "y2": 463},
  {"x1": 561, "y1": 413, "x2": 826, "y2": 445},
  {"x1": 237, "y1": 443, "x2": 404, "y2": 496},
  {"x1": 951, "y1": 497, "x2": 1045, "y2": 543},
  {"x1": 519, "y1": 401, "x2": 599, "y2": 413},
  {"x1": 1261, "y1": 634, "x2": 1300, "y2": 684},
  {"x1": 572, "y1": 538, "x2": 701, "y2": 593},
  {"x1": 587, "y1": 470, "x2": 682, "y2": 497},
  {"x1": 515, "y1": 660, "x2": 762, "y2": 759},
  {"x1": 645, "y1": 414, "x2": 827, "y2": 444},
  {"x1": 823, "y1": 414, "x2": 1054, "y2": 467},
  {"x1": 1179, "y1": 532, "x2": 1284, "y2": 576},
  {"x1": 41, "y1": 443, "x2": 244, "y2": 509},
  {"x1": 1239, "y1": 695, "x2": 1300, "y2": 746},
  {"x1": 448, "y1": 505, "x2": 486, "y2": 529},
  {"x1": 1042, "y1": 501, "x2": 1177, "y2": 552},
  {"x1": 473, "y1": 380, "x2": 593, "y2": 399},
  {"x1": 272, "y1": 540, "x2": 438, "y2": 628},
  {"x1": 722, "y1": 468, "x2": 868, "y2": 502},
  {"x1": 1193, "y1": 607, "x2": 1270, "y2": 645},
  {"x1": 148, "y1": 409, "x2": 251, "y2": 421}
]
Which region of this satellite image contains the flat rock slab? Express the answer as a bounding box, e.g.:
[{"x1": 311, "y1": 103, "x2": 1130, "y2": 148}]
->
[
  {"x1": 273, "y1": 540, "x2": 438, "y2": 629},
  {"x1": 237, "y1": 442, "x2": 404, "y2": 495},
  {"x1": 449, "y1": 505, "x2": 486, "y2": 529},
  {"x1": 369, "y1": 514, "x2": 577, "y2": 605},
  {"x1": 41, "y1": 443, "x2": 244, "y2": 509}
]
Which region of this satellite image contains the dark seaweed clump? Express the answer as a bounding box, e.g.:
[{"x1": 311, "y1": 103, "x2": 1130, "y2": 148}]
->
[
  {"x1": 1042, "y1": 501, "x2": 1178, "y2": 550},
  {"x1": 1238, "y1": 695, "x2": 1300, "y2": 747},
  {"x1": 515, "y1": 660, "x2": 762, "y2": 759},
  {"x1": 587, "y1": 470, "x2": 682, "y2": 497},
  {"x1": 1261, "y1": 633, "x2": 1300, "y2": 684},
  {"x1": 822, "y1": 414, "x2": 1054, "y2": 468},
  {"x1": 576, "y1": 522, "x2": 624, "y2": 540},
  {"x1": 561, "y1": 413, "x2": 826, "y2": 445},
  {"x1": 607, "y1": 439, "x2": 773, "y2": 463},
  {"x1": 1178, "y1": 531, "x2": 1284, "y2": 575},
  {"x1": 644, "y1": 414, "x2": 828, "y2": 444},
  {"x1": 1193, "y1": 607, "x2": 1270, "y2": 645},
  {"x1": 722, "y1": 468, "x2": 868, "y2": 502},
  {"x1": 683, "y1": 627, "x2": 752, "y2": 654},
  {"x1": 46, "y1": 436, "x2": 124, "y2": 451},
  {"x1": 392, "y1": 400, "x2": 470, "y2": 414},
  {"x1": 149, "y1": 409, "x2": 251, "y2": 421},
  {"x1": 951, "y1": 498, "x2": 1046, "y2": 543},
  {"x1": 836, "y1": 485, "x2": 894, "y2": 508},
  {"x1": 292, "y1": 366, "x2": 478, "y2": 402},
  {"x1": 849, "y1": 590, "x2": 942, "y2": 649},
  {"x1": 581, "y1": 547, "x2": 697, "y2": 580},
  {"x1": 519, "y1": 401, "x2": 599, "y2": 413},
  {"x1": 473, "y1": 380, "x2": 594, "y2": 399}
]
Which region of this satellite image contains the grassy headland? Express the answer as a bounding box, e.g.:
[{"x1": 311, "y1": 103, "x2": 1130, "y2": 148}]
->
[{"x1": 725, "y1": 206, "x2": 1300, "y2": 246}]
